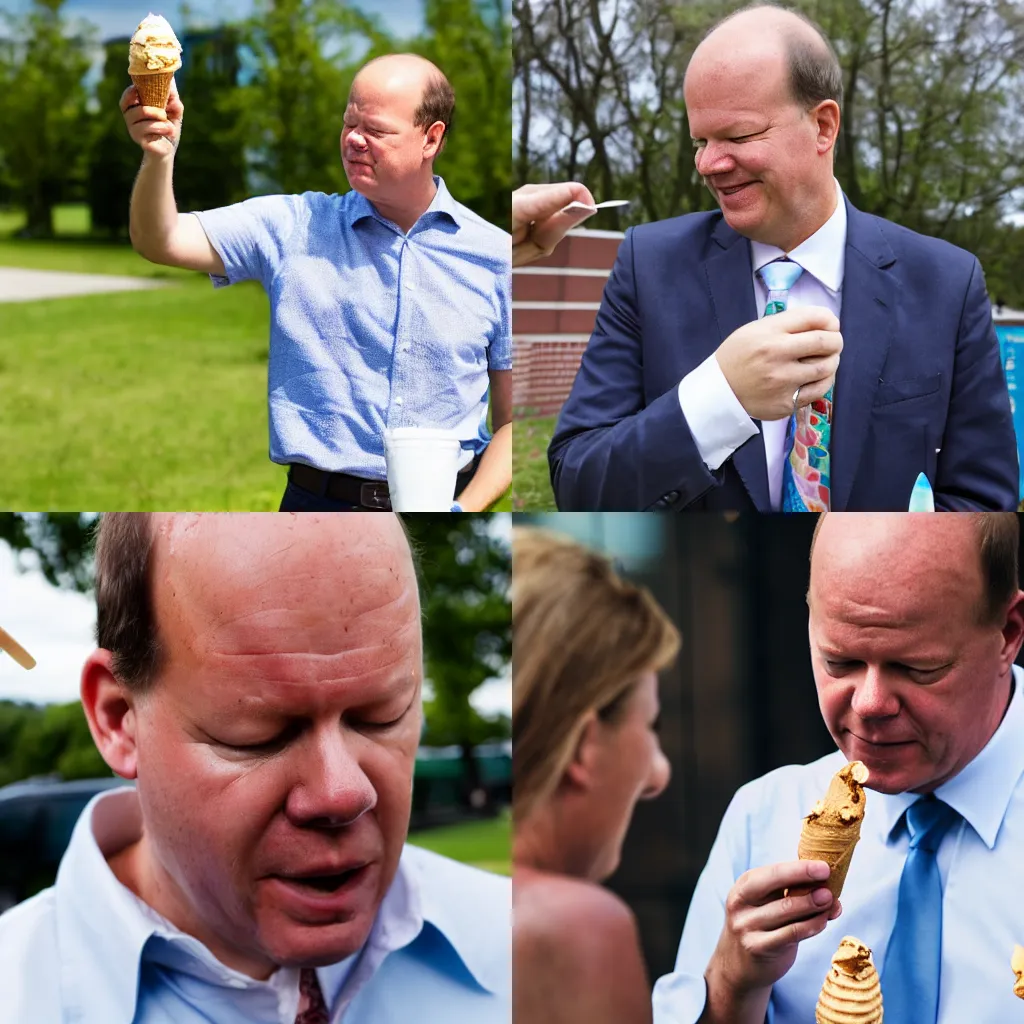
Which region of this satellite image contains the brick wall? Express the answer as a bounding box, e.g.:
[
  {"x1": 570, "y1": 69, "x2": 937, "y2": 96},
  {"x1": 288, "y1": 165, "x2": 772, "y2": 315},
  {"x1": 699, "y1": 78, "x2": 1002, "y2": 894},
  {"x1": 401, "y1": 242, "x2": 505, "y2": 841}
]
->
[{"x1": 512, "y1": 228, "x2": 624, "y2": 417}]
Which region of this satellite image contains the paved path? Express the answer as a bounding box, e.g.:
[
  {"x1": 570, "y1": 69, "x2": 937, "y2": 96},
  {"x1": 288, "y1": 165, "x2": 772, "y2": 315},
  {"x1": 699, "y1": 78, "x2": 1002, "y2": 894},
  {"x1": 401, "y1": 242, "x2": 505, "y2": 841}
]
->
[{"x1": 0, "y1": 267, "x2": 172, "y2": 303}]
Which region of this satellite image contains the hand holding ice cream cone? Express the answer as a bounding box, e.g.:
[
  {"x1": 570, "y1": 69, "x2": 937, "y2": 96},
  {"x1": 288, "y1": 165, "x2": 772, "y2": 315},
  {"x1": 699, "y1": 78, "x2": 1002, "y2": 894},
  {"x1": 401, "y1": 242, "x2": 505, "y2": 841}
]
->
[{"x1": 121, "y1": 75, "x2": 183, "y2": 158}]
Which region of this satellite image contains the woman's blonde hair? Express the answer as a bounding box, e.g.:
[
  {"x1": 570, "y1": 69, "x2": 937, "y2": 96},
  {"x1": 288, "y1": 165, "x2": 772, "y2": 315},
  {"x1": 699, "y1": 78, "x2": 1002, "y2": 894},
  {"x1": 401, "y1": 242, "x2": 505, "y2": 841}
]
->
[{"x1": 512, "y1": 527, "x2": 681, "y2": 823}]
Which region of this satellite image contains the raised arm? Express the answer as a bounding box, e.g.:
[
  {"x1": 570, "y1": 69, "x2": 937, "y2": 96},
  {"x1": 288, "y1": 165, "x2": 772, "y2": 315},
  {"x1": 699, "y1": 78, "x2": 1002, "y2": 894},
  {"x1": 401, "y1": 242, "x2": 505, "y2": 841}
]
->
[{"x1": 120, "y1": 78, "x2": 225, "y2": 275}]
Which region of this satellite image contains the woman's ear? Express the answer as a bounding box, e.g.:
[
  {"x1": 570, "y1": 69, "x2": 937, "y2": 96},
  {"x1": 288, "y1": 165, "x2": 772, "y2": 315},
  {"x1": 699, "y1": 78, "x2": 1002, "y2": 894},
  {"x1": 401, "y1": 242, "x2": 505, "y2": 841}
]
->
[{"x1": 564, "y1": 709, "x2": 604, "y2": 791}]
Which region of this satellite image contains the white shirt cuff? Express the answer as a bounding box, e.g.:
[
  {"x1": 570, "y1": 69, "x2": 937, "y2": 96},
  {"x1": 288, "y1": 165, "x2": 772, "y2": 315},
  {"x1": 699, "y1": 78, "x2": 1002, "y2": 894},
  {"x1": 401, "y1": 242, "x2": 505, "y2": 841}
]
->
[{"x1": 677, "y1": 354, "x2": 758, "y2": 470}]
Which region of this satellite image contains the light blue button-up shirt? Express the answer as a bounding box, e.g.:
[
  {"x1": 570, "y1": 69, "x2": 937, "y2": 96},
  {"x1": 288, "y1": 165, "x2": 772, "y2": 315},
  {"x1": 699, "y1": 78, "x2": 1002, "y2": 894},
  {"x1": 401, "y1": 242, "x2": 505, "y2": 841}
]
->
[
  {"x1": 193, "y1": 177, "x2": 511, "y2": 477},
  {"x1": 653, "y1": 666, "x2": 1024, "y2": 1023},
  {"x1": 0, "y1": 789, "x2": 510, "y2": 1023}
]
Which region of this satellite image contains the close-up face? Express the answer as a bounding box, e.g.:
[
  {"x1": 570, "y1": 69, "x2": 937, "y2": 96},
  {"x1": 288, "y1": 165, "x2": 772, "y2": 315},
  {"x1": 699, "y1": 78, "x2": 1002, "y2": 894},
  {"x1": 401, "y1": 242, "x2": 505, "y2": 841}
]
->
[
  {"x1": 684, "y1": 35, "x2": 837, "y2": 250},
  {"x1": 121, "y1": 514, "x2": 422, "y2": 976},
  {"x1": 808, "y1": 515, "x2": 1022, "y2": 795},
  {"x1": 341, "y1": 62, "x2": 442, "y2": 202},
  {"x1": 587, "y1": 671, "x2": 670, "y2": 881}
]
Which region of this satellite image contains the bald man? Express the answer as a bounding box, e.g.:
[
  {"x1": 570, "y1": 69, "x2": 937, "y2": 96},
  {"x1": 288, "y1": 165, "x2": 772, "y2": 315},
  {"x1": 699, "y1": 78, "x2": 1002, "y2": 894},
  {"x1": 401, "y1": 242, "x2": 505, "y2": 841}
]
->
[
  {"x1": 0, "y1": 513, "x2": 510, "y2": 1022},
  {"x1": 121, "y1": 54, "x2": 511, "y2": 512},
  {"x1": 549, "y1": 4, "x2": 1016, "y2": 512},
  {"x1": 653, "y1": 513, "x2": 1024, "y2": 1023}
]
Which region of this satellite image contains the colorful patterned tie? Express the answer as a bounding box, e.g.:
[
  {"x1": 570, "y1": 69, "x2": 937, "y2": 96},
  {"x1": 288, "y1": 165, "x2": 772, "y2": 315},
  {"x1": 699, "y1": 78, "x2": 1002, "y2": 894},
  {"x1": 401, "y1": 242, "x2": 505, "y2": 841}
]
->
[
  {"x1": 295, "y1": 967, "x2": 330, "y2": 1024},
  {"x1": 881, "y1": 797, "x2": 961, "y2": 1024},
  {"x1": 758, "y1": 258, "x2": 833, "y2": 512}
]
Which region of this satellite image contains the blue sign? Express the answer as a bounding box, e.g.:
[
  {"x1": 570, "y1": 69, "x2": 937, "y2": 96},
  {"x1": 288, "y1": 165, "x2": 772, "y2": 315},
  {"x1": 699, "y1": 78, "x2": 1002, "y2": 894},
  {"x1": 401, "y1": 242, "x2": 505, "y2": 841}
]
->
[{"x1": 996, "y1": 324, "x2": 1024, "y2": 500}]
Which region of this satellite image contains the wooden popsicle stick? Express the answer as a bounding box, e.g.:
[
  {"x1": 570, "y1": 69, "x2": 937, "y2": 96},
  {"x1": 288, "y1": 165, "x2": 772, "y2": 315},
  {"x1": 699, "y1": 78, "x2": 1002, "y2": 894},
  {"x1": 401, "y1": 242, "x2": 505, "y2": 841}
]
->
[{"x1": 0, "y1": 626, "x2": 35, "y2": 669}]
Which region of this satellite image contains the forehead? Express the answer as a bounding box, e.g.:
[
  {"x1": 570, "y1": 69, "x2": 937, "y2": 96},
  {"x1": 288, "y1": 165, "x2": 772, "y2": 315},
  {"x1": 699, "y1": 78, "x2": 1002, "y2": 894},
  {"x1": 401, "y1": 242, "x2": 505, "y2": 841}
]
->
[
  {"x1": 808, "y1": 518, "x2": 984, "y2": 638},
  {"x1": 346, "y1": 73, "x2": 420, "y2": 123},
  {"x1": 684, "y1": 44, "x2": 792, "y2": 129},
  {"x1": 149, "y1": 514, "x2": 421, "y2": 702}
]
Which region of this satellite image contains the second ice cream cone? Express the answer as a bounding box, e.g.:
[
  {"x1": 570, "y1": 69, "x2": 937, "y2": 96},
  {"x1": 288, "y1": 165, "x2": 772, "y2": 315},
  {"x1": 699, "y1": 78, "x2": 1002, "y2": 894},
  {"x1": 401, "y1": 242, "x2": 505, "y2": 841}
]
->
[
  {"x1": 816, "y1": 936, "x2": 883, "y2": 1024},
  {"x1": 131, "y1": 70, "x2": 174, "y2": 109},
  {"x1": 1012, "y1": 945, "x2": 1024, "y2": 1000}
]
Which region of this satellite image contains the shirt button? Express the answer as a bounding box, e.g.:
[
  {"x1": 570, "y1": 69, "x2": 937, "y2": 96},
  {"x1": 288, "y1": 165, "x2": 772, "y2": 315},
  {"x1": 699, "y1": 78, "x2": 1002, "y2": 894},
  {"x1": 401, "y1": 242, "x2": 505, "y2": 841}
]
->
[{"x1": 395, "y1": 396, "x2": 404, "y2": 406}]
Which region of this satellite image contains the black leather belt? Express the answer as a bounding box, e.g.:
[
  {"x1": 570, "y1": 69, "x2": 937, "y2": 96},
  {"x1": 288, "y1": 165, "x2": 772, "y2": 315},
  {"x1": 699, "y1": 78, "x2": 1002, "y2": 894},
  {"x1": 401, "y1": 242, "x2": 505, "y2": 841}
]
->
[{"x1": 288, "y1": 457, "x2": 479, "y2": 511}]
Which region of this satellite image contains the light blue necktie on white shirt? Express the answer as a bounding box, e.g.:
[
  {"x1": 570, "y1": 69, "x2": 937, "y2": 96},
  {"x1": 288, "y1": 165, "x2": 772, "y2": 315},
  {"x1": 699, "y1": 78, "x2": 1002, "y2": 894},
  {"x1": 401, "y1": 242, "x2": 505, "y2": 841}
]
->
[{"x1": 881, "y1": 796, "x2": 961, "y2": 1024}]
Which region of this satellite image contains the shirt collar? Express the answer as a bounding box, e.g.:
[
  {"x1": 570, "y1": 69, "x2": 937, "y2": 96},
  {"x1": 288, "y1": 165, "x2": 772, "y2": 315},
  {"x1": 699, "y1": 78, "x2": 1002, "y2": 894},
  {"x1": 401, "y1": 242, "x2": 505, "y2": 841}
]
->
[
  {"x1": 751, "y1": 178, "x2": 847, "y2": 294},
  {"x1": 346, "y1": 174, "x2": 461, "y2": 231},
  {"x1": 403, "y1": 844, "x2": 509, "y2": 996},
  {"x1": 877, "y1": 664, "x2": 1024, "y2": 849}
]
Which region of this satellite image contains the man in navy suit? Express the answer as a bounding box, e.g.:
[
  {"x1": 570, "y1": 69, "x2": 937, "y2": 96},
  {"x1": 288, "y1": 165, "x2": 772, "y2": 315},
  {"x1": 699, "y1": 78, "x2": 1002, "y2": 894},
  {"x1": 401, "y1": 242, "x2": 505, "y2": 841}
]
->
[{"x1": 548, "y1": 4, "x2": 1017, "y2": 512}]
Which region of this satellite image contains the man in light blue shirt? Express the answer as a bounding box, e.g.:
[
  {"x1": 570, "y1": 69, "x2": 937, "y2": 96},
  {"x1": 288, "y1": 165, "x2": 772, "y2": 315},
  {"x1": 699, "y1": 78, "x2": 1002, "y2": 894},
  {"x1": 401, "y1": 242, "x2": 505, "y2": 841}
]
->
[
  {"x1": 653, "y1": 512, "x2": 1024, "y2": 1023},
  {"x1": 0, "y1": 513, "x2": 510, "y2": 1022},
  {"x1": 121, "y1": 54, "x2": 511, "y2": 512}
]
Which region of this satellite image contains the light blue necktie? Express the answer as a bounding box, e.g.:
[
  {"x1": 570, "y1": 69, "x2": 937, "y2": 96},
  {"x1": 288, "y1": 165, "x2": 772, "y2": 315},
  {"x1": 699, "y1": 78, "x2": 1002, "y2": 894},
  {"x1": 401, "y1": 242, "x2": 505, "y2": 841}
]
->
[
  {"x1": 881, "y1": 796, "x2": 961, "y2": 1024},
  {"x1": 759, "y1": 259, "x2": 804, "y2": 314}
]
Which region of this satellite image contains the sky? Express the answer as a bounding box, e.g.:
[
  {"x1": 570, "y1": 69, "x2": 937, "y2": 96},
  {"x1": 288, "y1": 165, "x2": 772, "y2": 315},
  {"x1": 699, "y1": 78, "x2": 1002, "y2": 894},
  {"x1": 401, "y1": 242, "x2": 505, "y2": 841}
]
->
[
  {"x1": 0, "y1": 0, "x2": 425, "y2": 43},
  {"x1": 0, "y1": 521, "x2": 512, "y2": 716}
]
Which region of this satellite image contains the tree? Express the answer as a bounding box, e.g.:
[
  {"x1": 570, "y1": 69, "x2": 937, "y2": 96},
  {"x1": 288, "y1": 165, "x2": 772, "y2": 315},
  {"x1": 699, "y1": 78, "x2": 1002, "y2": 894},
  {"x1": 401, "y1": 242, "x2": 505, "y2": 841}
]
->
[{"x1": 0, "y1": 0, "x2": 94, "y2": 236}]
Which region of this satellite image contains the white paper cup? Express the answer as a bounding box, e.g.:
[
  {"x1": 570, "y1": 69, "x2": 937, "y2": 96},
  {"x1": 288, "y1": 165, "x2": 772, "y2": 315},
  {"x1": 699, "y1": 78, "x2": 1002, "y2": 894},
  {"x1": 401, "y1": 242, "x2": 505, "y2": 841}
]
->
[{"x1": 384, "y1": 428, "x2": 463, "y2": 512}]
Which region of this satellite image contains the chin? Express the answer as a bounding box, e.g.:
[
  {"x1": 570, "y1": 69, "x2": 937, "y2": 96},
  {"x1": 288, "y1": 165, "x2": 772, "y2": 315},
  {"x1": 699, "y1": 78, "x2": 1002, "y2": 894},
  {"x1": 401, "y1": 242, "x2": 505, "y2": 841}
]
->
[{"x1": 261, "y1": 915, "x2": 375, "y2": 968}]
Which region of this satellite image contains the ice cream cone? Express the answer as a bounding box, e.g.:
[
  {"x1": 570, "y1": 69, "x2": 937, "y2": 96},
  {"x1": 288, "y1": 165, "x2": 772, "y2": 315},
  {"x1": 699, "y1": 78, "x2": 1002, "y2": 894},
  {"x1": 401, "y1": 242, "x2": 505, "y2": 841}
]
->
[
  {"x1": 131, "y1": 70, "x2": 175, "y2": 109},
  {"x1": 816, "y1": 936, "x2": 883, "y2": 1024},
  {"x1": 1012, "y1": 945, "x2": 1024, "y2": 1000},
  {"x1": 789, "y1": 761, "x2": 869, "y2": 902},
  {"x1": 128, "y1": 14, "x2": 182, "y2": 110}
]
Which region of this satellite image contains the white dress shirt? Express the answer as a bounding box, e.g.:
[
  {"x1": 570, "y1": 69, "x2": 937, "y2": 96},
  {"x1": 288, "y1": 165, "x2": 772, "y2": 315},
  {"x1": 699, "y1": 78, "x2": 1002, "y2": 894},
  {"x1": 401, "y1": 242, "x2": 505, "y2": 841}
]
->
[
  {"x1": 652, "y1": 664, "x2": 1024, "y2": 1023},
  {"x1": 0, "y1": 788, "x2": 510, "y2": 1023},
  {"x1": 677, "y1": 180, "x2": 847, "y2": 509}
]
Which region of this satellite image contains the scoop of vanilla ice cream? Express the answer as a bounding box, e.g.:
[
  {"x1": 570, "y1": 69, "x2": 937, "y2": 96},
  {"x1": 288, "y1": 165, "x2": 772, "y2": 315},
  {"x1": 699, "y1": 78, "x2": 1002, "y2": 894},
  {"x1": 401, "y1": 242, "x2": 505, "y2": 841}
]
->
[{"x1": 128, "y1": 13, "x2": 182, "y2": 74}]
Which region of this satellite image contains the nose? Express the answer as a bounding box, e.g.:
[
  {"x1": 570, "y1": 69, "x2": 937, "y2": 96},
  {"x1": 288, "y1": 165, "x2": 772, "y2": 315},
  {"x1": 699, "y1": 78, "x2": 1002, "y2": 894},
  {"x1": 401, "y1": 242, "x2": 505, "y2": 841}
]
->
[
  {"x1": 694, "y1": 141, "x2": 735, "y2": 179},
  {"x1": 345, "y1": 128, "x2": 368, "y2": 151},
  {"x1": 849, "y1": 666, "x2": 901, "y2": 720},
  {"x1": 640, "y1": 743, "x2": 671, "y2": 800},
  {"x1": 285, "y1": 727, "x2": 378, "y2": 828}
]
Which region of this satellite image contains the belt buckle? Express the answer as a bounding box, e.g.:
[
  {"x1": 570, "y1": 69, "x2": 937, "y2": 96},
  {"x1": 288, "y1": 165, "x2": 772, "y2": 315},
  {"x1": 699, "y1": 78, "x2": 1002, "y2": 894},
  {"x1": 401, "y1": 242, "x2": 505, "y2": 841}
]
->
[{"x1": 360, "y1": 481, "x2": 391, "y2": 510}]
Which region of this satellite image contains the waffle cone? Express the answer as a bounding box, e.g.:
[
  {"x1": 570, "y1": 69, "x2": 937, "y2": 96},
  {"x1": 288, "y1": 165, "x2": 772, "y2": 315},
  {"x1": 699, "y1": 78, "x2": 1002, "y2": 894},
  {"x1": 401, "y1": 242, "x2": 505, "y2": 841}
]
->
[
  {"x1": 131, "y1": 70, "x2": 175, "y2": 109},
  {"x1": 1012, "y1": 945, "x2": 1024, "y2": 1000},
  {"x1": 816, "y1": 936, "x2": 883, "y2": 1024}
]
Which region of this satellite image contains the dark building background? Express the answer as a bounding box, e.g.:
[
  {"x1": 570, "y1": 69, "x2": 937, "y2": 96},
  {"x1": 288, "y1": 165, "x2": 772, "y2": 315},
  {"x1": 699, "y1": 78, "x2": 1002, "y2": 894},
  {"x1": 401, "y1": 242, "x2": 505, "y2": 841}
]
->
[{"x1": 518, "y1": 513, "x2": 1024, "y2": 981}]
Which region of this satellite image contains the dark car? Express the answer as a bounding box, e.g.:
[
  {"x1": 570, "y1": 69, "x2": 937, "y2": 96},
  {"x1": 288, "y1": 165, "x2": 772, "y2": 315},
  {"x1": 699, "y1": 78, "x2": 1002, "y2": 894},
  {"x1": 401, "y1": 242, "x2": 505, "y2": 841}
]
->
[{"x1": 0, "y1": 775, "x2": 132, "y2": 911}]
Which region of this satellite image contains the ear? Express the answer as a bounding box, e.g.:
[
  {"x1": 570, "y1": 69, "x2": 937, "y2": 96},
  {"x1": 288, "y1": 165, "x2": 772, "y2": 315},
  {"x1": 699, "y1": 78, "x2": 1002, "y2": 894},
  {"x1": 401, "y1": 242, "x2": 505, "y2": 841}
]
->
[
  {"x1": 80, "y1": 649, "x2": 141, "y2": 779},
  {"x1": 422, "y1": 120, "x2": 446, "y2": 161},
  {"x1": 998, "y1": 590, "x2": 1024, "y2": 673},
  {"x1": 813, "y1": 99, "x2": 841, "y2": 157},
  {"x1": 564, "y1": 710, "x2": 604, "y2": 792}
]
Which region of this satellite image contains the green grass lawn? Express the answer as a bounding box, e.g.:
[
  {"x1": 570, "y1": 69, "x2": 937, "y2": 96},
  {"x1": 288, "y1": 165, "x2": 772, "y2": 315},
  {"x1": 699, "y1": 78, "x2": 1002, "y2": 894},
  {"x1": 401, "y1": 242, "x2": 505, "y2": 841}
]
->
[
  {"x1": 408, "y1": 812, "x2": 511, "y2": 876},
  {"x1": 0, "y1": 204, "x2": 511, "y2": 510},
  {"x1": 513, "y1": 415, "x2": 557, "y2": 510}
]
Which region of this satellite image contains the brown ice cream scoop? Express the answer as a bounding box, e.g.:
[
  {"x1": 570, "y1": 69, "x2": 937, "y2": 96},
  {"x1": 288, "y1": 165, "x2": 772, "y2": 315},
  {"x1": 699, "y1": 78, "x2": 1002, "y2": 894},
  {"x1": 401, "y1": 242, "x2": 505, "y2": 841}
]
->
[
  {"x1": 789, "y1": 760, "x2": 869, "y2": 902},
  {"x1": 816, "y1": 936, "x2": 883, "y2": 1024}
]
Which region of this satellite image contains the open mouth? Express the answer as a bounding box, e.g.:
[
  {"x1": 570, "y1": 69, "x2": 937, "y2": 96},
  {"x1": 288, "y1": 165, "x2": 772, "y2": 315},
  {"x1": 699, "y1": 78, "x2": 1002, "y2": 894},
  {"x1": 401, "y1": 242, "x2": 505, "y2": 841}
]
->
[{"x1": 276, "y1": 866, "x2": 365, "y2": 894}]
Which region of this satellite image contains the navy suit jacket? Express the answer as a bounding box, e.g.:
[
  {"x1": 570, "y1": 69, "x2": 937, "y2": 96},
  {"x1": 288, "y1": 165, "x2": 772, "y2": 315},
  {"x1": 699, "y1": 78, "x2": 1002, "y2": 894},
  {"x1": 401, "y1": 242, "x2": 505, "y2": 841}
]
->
[{"x1": 549, "y1": 199, "x2": 1018, "y2": 511}]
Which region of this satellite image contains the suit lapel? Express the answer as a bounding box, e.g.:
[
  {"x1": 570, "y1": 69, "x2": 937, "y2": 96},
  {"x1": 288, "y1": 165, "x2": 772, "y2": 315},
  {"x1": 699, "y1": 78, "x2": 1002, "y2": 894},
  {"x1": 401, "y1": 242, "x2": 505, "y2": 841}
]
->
[
  {"x1": 704, "y1": 219, "x2": 771, "y2": 511},
  {"x1": 831, "y1": 201, "x2": 898, "y2": 511}
]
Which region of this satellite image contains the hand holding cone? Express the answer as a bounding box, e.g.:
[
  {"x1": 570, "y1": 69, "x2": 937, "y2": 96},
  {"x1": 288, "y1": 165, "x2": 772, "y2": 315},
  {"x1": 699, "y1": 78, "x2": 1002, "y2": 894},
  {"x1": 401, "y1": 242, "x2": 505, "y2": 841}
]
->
[
  {"x1": 1012, "y1": 945, "x2": 1024, "y2": 1000},
  {"x1": 816, "y1": 936, "x2": 883, "y2": 1024},
  {"x1": 789, "y1": 761, "x2": 869, "y2": 902}
]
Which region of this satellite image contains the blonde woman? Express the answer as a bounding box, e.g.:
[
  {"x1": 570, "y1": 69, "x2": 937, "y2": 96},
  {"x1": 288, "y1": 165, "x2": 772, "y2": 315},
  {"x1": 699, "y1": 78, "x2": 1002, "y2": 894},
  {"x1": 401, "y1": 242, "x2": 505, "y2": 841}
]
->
[{"x1": 513, "y1": 527, "x2": 680, "y2": 1024}]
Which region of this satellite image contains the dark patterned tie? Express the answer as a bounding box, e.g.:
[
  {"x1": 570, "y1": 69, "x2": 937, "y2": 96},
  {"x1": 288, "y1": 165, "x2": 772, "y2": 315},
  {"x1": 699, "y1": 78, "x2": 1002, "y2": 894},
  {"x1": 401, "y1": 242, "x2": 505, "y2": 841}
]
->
[{"x1": 295, "y1": 967, "x2": 330, "y2": 1024}]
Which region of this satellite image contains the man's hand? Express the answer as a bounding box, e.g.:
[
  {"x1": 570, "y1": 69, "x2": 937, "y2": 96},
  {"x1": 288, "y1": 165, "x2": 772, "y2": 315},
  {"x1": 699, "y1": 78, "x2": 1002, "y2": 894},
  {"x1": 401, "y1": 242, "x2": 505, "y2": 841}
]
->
[
  {"x1": 701, "y1": 860, "x2": 840, "y2": 1024},
  {"x1": 512, "y1": 183, "x2": 597, "y2": 267},
  {"x1": 715, "y1": 306, "x2": 843, "y2": 421},
  {"x1": 120, "y1": 77, "x2": 183, "y2": 158}
]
